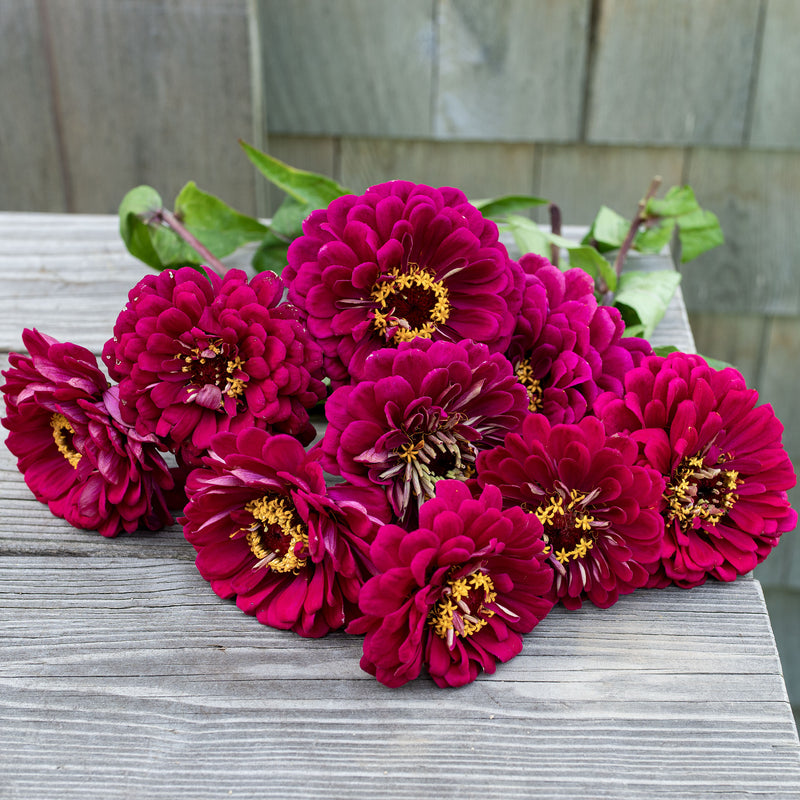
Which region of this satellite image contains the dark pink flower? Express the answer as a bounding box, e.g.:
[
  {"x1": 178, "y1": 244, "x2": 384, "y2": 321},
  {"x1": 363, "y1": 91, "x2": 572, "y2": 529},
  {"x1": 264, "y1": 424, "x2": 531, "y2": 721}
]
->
[
  {"x1": 181, "y1": 428, "x2": 390, "y2": 637},
  {"x1": 320, "y1": 338, "x2": 529, "y2": 525},
  {"x1": 506, "y1": 254, "x2": 653, "y2": 423},
  {"x1": 348, "y1": 480, "x2": 553, "y2": 688},
  {"x1": 2, "y1": 329, "x2": 175, "y2": 537},
  {"x1": 477, "y1": 414, "x2": 665, "y2": 609},
  {"x1": 102, "y1": 267, "x2": 325, "y2": 459},
  {"x1": 283, "y1": 181, "x2": 524, "y2": 385},
  {"x1": 595, "y1": 352, "x2": 797, "y2": 588}
]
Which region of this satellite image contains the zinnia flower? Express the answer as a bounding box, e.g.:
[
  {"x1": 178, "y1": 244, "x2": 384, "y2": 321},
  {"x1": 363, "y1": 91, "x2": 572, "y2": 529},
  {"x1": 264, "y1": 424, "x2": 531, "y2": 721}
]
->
[
  {"x1": 506, "y1": 254, "x2": 653, "y2": 423},
  {"x1": 181, "y1": 428, "x2": 390, "y2": 638},
  {"x1": 476, "y1": 414, "x2": 665, "y2": 609},
  {"x1": 283, "y1": 181, "x2": 524, "y2": 385},
  {"x1": 348, "y1": 480, "x2": 554, "y2": 688},
  {"x1": 320, "y1": 338, "x2": 529, "y2": 525},
  {"x1": 2, "y1": 329, "x2": 175, "y2": 536},
  {"x1": 595, "y1": 352, "x2": 797, "y2": 588},
  {"x1": 102, "y1": 267, "x2": 325, "y2": 461}
]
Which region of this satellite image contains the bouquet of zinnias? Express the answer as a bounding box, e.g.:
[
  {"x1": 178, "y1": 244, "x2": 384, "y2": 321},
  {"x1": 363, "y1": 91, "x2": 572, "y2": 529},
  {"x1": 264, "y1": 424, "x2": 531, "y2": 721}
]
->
[{"x1": 3, "y1": 181, "x2": 795, "y2": 688}]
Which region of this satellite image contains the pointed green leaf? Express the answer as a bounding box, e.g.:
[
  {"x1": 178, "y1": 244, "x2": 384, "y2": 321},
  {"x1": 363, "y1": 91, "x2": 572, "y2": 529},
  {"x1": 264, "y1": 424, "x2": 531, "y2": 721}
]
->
[
  {"x1": 239, "y1": 140, "x2": 349, "y2": 207},
  {"x1": 472, "y1": 194, "x2": 548, "y2": 221},
  {"x1": 564, "y1": 245, "x2": 618, "y2": 294},
  {"x1": 613, "y1": 269, "x2": 681, "y2": 339},
  {"x1": 646, "y1": 185, "x2": 700, "y2": 218},
  {"x1": 633, "y1": 218, "x2": 676, "y2": 253},
  {"x1": 503, "y1": 215, "x2": 552, "y2": 258},
  {"x1": 654, "y1": 344, "x2": 733, "y2": 370},
  {"x1": 252, "y1": 232, "x2": 291, "y2": 275},
  {"x1": 676, "y1": 207, "x2": 724, "y2": 262},
  {"x1": 174, "y1": 181, "x2": 268, "y2": 257},
  {"x1": 582, "y1": 205, "x2": 629, "y2": 252}
]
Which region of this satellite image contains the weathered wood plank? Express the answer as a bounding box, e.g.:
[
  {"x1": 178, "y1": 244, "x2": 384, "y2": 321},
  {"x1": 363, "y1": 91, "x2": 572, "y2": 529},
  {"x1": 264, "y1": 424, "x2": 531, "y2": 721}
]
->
[
  {"x1": 434, "y1": 0, "x2": 590, "y2": 141},
  {"x1": 339, "y1": 138, "x2": 536, "y2": 200},
  {"x1": 749, "y1": 0, "x2": 800, "y2": 149},
  {"x1": 533, "y1": 144, "x2": 686, "y2": 227},
  {"x1": 257, "y1": 0, "x2": 435, "y2": 138},
  {"x1": 586, "y1": 0, "x2": 760, "y2": 146},
  {"x1": 41, "y1": 0, "x2": 258, "y2": 214},
  {"x1": 1, "y1": 557, "x2": 799, "y2": 800},
  {"x1": 682, "y1": 148, "x2": 800, "y2": 316},
  {"x1": 0, "y1": 0, "x2": 67, "y2": 212}
]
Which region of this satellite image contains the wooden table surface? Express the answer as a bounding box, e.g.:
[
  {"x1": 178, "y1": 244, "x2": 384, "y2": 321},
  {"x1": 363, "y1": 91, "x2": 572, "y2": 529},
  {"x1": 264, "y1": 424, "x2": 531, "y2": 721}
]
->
[{"x1": 1, "y1": 213, "x2": 798, "y2": 800}]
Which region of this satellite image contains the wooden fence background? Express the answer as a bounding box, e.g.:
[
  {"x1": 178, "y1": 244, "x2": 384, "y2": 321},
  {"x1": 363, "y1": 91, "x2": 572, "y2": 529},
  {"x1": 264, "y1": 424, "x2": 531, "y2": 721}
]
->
[{"x1": 2, "y1": 0, "x2": 799, "y2": 722}]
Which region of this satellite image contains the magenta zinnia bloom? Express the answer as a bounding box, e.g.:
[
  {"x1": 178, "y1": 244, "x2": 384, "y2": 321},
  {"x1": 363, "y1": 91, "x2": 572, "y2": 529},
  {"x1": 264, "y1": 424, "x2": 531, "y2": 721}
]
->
[
  {"x1": 2, "y1": 329, "x2": 175, "y2": 537},
  {"x1": 506, "y1": 254, "x2": 653, "y2": 423},
  {"x1": 182, "y1": 429, "x2": 390, "y2": 637},
  {"x1": 283, "y1": 181, "x2": 524, "y2": 385},
  {"x1": 320, "y1": 338, "x2": 529, "y2": 525},
  {"x1": 595, "y1": 352, "x2": 797, "y2": 588},
  {"x1": 102, "y1": 267, "x2": 325, "y2": 460},
  {"x1": 348, "y1": 480, "x2": 554, "y2": 688},
  {"x1": 477, "y1": 414, "x2": 665, "y2": 609}
]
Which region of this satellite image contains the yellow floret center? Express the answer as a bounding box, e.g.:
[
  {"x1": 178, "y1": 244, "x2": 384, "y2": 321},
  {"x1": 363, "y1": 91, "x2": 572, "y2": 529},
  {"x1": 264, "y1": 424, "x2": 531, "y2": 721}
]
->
[
  {"x1": 241, "y1": 495, "x2": 308, "y2": 573},
  {"x1": 50, "y1": 413, "x2": 81, "y2": 468}
]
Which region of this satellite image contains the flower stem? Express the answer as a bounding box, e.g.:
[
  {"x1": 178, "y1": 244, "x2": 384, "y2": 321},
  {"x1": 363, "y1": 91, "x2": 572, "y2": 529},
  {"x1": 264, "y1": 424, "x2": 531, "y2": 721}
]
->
[
  {"x1": 157, "y1": 207, "x2": 230, "y2": 275},
  {"x1": 549, "y1": 203, "x2": 562, "y2": 267},
  {"x1": 612, "y1": 175, "x2": 662, "y2": 279}
]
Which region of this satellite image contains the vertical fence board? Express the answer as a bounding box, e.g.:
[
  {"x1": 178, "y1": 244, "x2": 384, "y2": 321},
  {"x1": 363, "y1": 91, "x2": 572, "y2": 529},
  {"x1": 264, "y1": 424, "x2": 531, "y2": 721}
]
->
[
  {"x1": 686, "y1": 312, "x2": 765, "y2": 389},
  {"x1": 533, "y1": 144, "x2": 685, "y2": 226},
  {"x1": 435, "y1": 0, "x2": 590, "y2": 141},
  {"x1": 0, "y1": 1, "x2": 67, "y2": 211},
  {"x1": 339, "y1": 138, "x2": 536, "y2": 201},
  {"x1": 683, "y1": 148, "x2": 800, "y2": 316},
  {"x1": 749, "y1": 0, "x2": 800, "y2": 149},
  {"x1": 258, "y1": 0, "x2": 435, "y2": 138},
  {"x1": 43, "y1": 0, "x2": 257, "y2": 215},
  {"x1": 586, "y1": 0, "x2": 760, "y2": 146}
]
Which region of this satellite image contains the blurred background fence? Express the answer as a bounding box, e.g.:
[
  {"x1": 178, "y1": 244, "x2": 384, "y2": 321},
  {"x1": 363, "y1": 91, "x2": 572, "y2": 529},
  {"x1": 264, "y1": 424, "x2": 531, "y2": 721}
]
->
[{"x1": 2, "y1": 0, "x2": 799, "y2": 721}]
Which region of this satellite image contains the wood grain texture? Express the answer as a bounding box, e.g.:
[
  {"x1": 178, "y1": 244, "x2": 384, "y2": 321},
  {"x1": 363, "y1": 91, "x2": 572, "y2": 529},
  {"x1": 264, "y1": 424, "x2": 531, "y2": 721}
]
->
[
  {"x1": 434, "y1": 0, "x2": 590, "y2": 141},
  {"x1": 0, "y1": 0, "x2": 67, "y2": 212},
  {"x1": 586, "y1": 0, "x2": 760, "y2": 146},
  {"x1": 340, "y1": 138, "x2": 536, "y2": 199},
  {"x1": 749, "y1": 0, "x2": 800, "y2": 149},
  {"x1": 41, "y1": 0, "x2": 258, "y2": 215},
  {"x1": 1, "y1": 557, "x2": 799, "y2": 800},
  {"x1": 533, "y1": 144, "x2": 686, "y2": 226},
  {"x1": 257, "y1": 0, "x2": 435, "y2": 138},
  {"x1": 682, "y1": 147, "x2": 800, "y2": 316}
]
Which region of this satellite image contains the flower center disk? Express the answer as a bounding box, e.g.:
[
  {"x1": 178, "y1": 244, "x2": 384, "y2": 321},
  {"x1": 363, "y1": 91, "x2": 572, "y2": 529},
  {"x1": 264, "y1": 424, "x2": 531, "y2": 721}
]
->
[
  {"x1": 50, "y1": 413, "x2": 81, "y2": 468},
  {"x1": 242, "y1": 495, "x2": 308, "y2": 573},
  {"x1": 514, "y1": 360, "x2": 544, "y2": 413},
  {"x1": 535, "y1": 488, "x2": 607, "y2": 563},
  {"x1": 665, "y1": 454, "x2": 740, "y2": 531},
  {"x1": 429, "y1": 569, "x2": 497, "y2": 650},
  {"x1": 180, "y1": 339, "x2": 247, "y2": 404},
  {"x1": 370, "y1": 263, "x2": 450, "y2": 343}
]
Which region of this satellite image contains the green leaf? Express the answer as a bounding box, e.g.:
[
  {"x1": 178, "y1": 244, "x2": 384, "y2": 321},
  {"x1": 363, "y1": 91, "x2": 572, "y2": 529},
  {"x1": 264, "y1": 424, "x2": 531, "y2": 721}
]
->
[
  {"x1": 472, "y1": 194, "x2": 548, "y2": 221},
  {"x1": 654, "y1": 344, "x2": 734, "y2": 370},
  {"x1": 564, "y1": 244, "x2": 618, "y2": 294},
  {"x1": 652, "y1": 345, "x2": 680, "y2": 356},
  {"x1": 503, "y1": 215, "x2": 552, "y2": 258},
  {"x1": 239, "y1": 140, "x2": 349, "y2": 207},
  {"x1": 119, "y1": 186, "x2": 167, "y2": 270},
  {"x1": 613, "y1": 269, "x2": 682, "y2": 339},
  {"x1": 174, "y1": 181, "x2": 268, "y2": 257},
  {"x1": 633, "y1": 218, "x2": 676, "y2": 253},
  {"x1": 675, "y1": 207, "x2": 724, "y2": 262},
  {"x1": 252, "y1": 232, "x2": 293, "y2": 275},
  {"x1": 646, "y1": 185, "x2": 700, "y2": 218},
  {"x1": 582, "y1": 205, "x2": 629, "y2": 252}
]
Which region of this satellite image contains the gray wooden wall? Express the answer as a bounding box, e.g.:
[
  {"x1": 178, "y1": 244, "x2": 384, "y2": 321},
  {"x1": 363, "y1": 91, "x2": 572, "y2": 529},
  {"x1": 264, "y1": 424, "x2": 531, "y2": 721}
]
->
[{"x1": 2, "y1": 0, "x2": 799, "y2": 720}]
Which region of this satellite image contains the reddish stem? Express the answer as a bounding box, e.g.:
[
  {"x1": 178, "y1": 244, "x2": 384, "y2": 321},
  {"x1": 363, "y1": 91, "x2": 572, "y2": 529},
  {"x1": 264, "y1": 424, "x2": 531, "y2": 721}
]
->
[
  {"x1": 612, "y1": 175, "x2": 662, "y2": 279},
  {"x1": 156, "y1": 207, "x2": 230, "y2": 275},
  {"x1": 548, "y1": 203, "x2": 562, "y2": 267}
]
